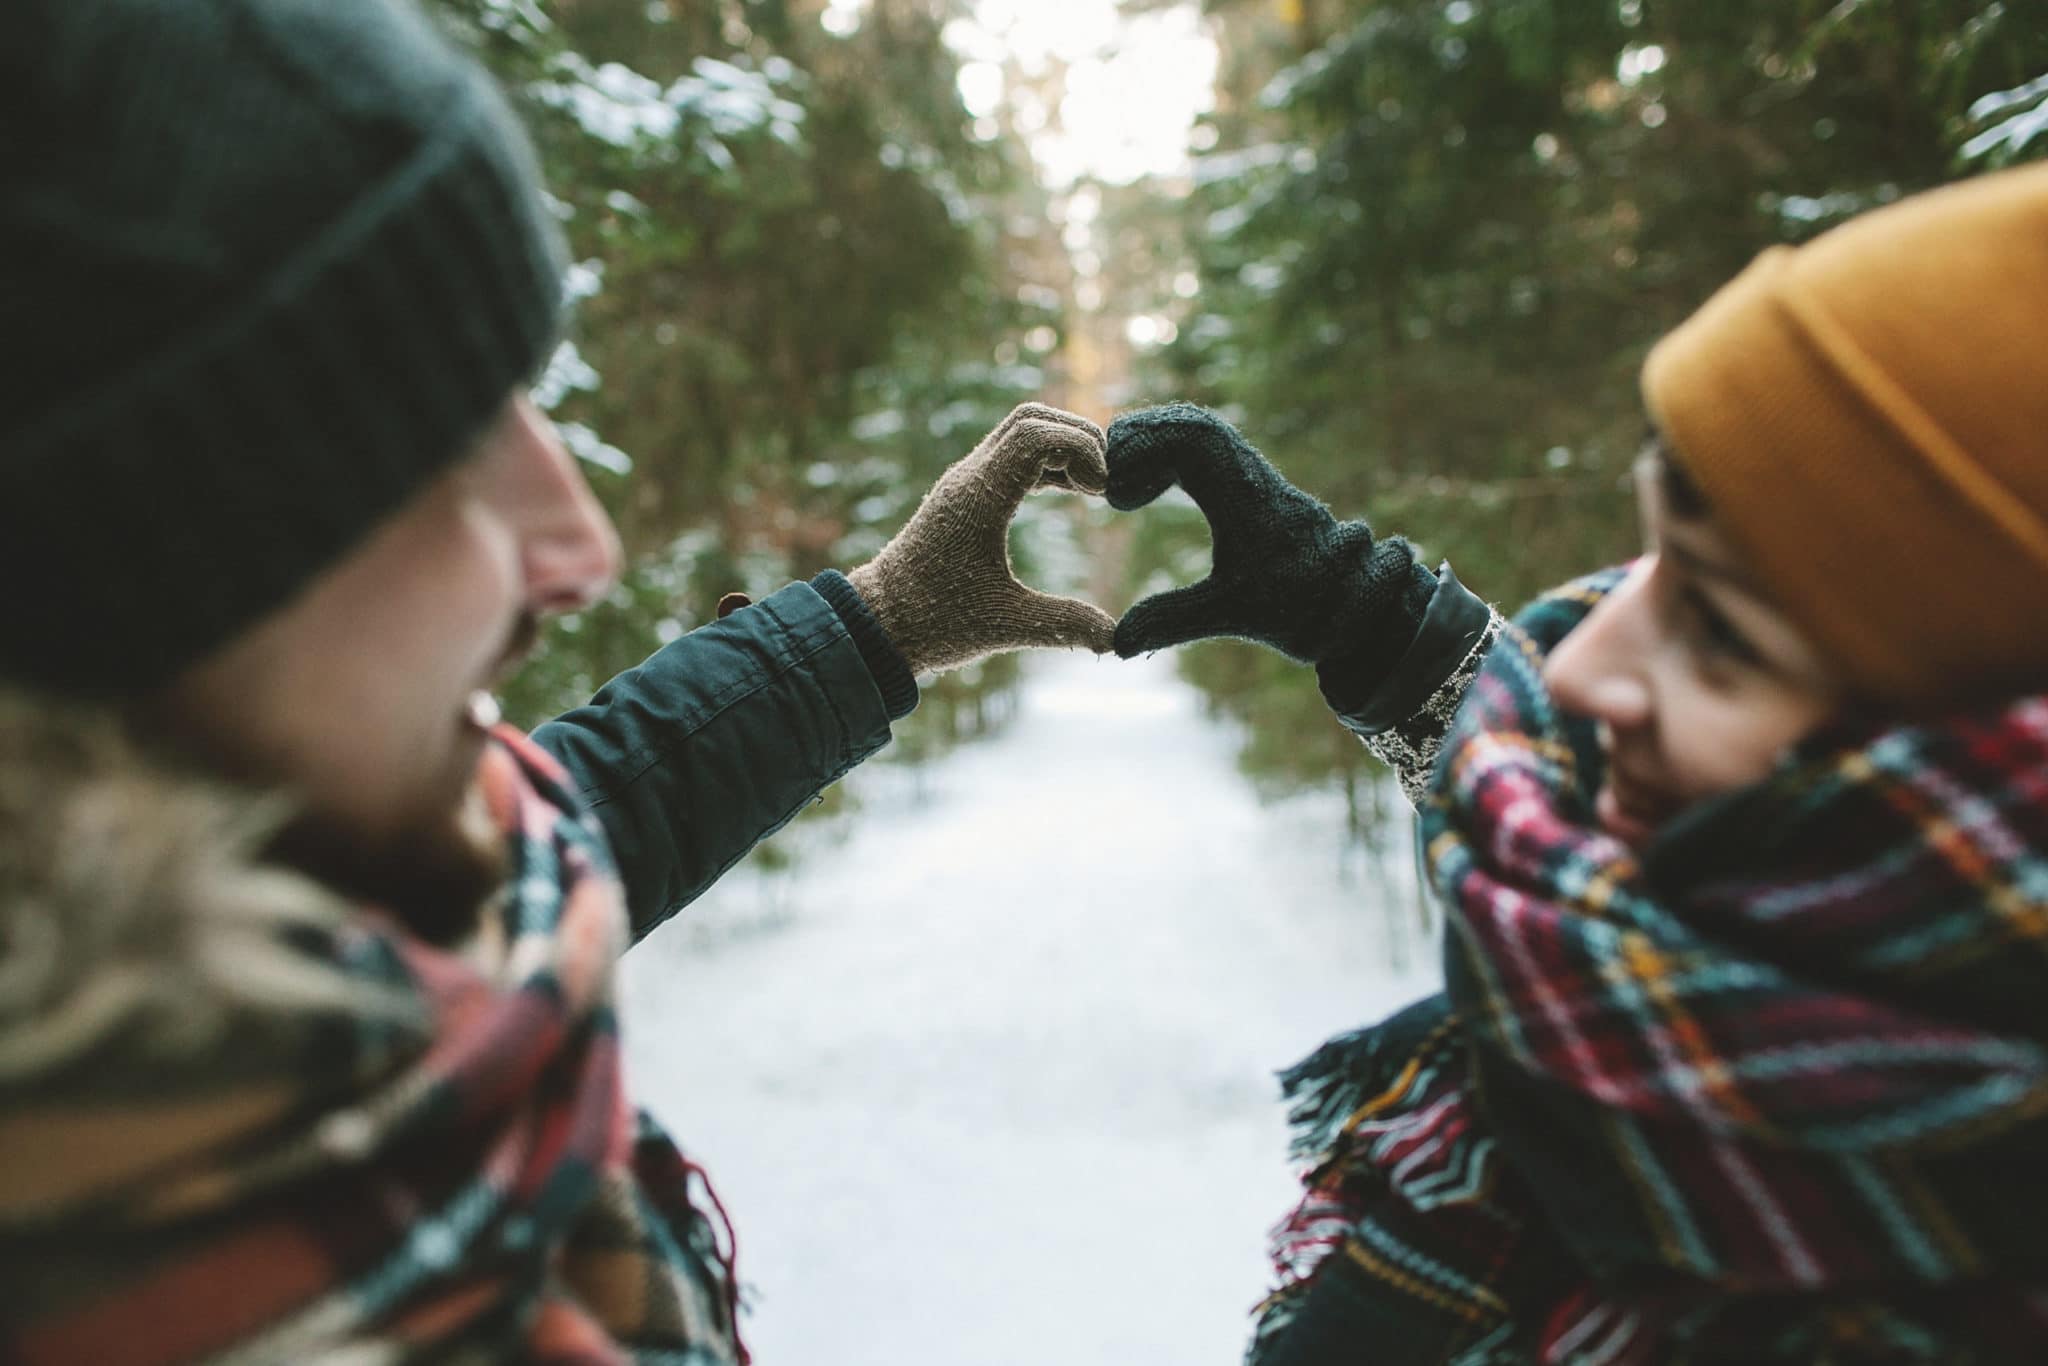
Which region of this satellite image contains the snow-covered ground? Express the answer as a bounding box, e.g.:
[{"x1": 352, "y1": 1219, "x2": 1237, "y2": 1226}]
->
[{"x1": 621, "y1": 649, "x2": 1439, "y2": 1365}]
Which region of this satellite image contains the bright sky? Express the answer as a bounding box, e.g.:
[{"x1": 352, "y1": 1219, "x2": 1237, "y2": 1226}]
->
[{"x1": 823, "y1": 0, "x2": 1217, "y2": 186}]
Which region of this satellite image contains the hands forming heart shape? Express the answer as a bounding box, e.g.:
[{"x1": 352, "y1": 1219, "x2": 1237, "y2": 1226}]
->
[{"x1": 849, "y1": 401, "x2": 1434, "y2": 678}]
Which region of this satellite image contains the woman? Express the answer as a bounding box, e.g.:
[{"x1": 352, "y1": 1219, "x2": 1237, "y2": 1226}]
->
[{"x1": 1106, "y1": 160, "x2": 2048, "y2": 1364}]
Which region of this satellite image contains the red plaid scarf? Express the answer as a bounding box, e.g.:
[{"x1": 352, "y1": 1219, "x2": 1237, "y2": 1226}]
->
[
  {"x1": 1256, "y1": 571, "x2": 2048, "y2": 1365},
  {"x1": 1, "y1": 726, "x2": 745, "y2": 1364}
]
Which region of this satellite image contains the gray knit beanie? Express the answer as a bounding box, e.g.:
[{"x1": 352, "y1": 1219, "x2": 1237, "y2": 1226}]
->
[{"x1": 1, "y1": 0, "x2": 568, "y2": 695}]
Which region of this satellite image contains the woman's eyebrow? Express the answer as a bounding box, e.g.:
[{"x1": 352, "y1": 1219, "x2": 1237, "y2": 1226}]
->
[
  {"x1": 1633, "y1": 453, "x2": 1767, "y2": 601},
  {"x1": 1662, "y1": 532, "x2": 1767, "y2": 603}
]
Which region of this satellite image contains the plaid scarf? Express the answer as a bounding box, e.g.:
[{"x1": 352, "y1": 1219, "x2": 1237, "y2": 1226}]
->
[
  {"x1": 1253, "y1": 569, "x2": 2048, "y2": 1365},
  {"x1": 2, "y1": 727, "x2": 745, "y2": 1365}
]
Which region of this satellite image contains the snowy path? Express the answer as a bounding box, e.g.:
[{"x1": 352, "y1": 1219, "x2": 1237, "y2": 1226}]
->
[{"x1": 621, "y1": 649, "x2": 1440, "y2": 1365}]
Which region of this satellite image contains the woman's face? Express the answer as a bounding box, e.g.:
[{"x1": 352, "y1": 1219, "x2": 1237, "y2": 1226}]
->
[{"x1": 1541, "y1": 448, "x2": 1845, "y2": 848}]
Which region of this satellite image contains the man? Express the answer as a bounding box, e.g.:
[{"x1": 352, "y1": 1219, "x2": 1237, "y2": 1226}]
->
[{"x1": 0, "y1": 1, "x2": 1113, "y2": 1360}]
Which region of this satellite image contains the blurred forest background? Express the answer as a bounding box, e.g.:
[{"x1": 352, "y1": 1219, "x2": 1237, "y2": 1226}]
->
[{"x1": 436, "y1": 0, "x2": 2048, "y2": 807}]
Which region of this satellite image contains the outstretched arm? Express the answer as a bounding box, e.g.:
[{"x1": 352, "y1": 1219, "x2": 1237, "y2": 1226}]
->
[
  {"x1": 536, "y1": 404, "x2": 1117, "y2": 936},
  {"x1": 533, "y1": 579, "x2": 899, "y2": 939}
]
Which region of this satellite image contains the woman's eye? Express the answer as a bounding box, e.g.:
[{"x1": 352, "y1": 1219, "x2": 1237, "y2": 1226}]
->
[{"x1": 1682, "y1": 588, "x2": 1759, "y2": 665}]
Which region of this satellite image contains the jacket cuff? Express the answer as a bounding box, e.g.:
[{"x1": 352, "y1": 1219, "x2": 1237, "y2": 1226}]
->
[
  {"x1": 811, "y1": 569, "x2": 919, "y2": 722},
  {"x1": 1319, "y1": 562, "x2": 1491, "y2": 737}
]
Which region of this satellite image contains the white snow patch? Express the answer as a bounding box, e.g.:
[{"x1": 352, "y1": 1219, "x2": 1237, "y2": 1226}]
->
[{"x1": 622, "y1": 650, "x2": 1440, "y2": 1365}]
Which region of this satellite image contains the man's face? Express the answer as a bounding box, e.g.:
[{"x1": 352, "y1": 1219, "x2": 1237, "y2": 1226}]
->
[
  {"x1": 1541, "y1": 447, "x2": 1844, "y2": 849},
  {"x1": 154, "y1": 395, "x2": 621, "y2": 935}
]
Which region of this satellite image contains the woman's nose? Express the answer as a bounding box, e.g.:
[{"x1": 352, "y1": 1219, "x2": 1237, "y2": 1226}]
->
[{"x1": 1543, "y1": 562, "x2": 1654, "y2": 728}]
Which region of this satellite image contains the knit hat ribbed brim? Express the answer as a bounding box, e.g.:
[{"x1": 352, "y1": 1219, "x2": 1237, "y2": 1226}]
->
[{"x1": 1, "y1": 0, "x2": 567, "y2": 696}]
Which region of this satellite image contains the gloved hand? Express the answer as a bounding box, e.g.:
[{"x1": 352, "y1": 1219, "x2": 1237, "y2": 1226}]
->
[
  {"x1": 849, "y1": 403, "x2": 1117, "y2": 675},
  {"x1": 1105, "y1": 403, "x2": 1436, "y2": 679}
]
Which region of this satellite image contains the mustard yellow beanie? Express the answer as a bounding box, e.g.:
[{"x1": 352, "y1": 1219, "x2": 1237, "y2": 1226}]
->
[{"x1": 1641, "y1": 161, "x2": 2048, "y2": 710}]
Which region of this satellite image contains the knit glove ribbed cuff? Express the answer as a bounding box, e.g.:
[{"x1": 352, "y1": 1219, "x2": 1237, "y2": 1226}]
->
[
  {"x1": 1105, "y1": 403, "x2": 1435, "y2": 694},
  {"x1": 811, "y1": 569, "x2": 920, "y2": 721},
  {"x1": 847, "y1": 404, "x2": 1117, "y2": 677}
]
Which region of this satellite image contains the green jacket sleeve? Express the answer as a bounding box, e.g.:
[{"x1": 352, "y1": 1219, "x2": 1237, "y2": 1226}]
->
[{"x1": 531, "y1": 577, "x2": 913, "y2": 941}]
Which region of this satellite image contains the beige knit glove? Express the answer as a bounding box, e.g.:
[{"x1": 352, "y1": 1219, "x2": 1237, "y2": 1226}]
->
[{"x1": 849, "y1": 404, "x2": 1117, "y2": 675}]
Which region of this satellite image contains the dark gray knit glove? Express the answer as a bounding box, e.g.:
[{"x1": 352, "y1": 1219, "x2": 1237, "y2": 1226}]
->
[
  {"x1": 849, "y1": 404, "x2": 1117, "y2": 676},
  {"x1": 1106, "y1": 404, "x2": 1435, "y2": 682}
]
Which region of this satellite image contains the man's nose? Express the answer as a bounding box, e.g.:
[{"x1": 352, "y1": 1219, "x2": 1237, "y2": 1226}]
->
[
  {"x1": 1543, "y1": 561, "x2": 1654, "y2": 727},
  {"x1": 509, "y1": 396, "x2": 624, "y2": 613}
]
